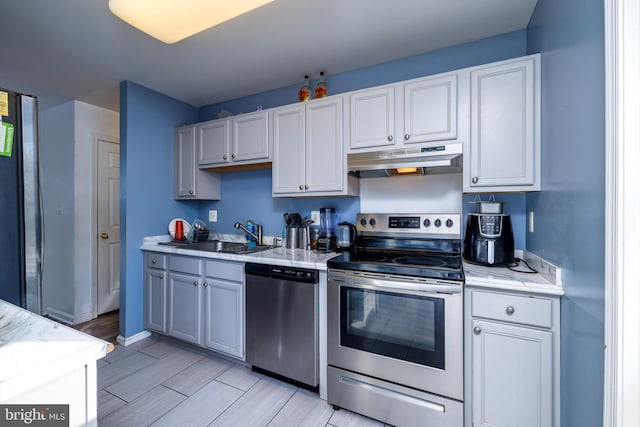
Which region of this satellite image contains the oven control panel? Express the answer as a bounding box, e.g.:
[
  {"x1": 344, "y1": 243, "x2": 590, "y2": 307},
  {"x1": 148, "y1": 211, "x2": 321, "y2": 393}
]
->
[{"x1": 357, "y1": 213, "x2": 461, "y2": 236}]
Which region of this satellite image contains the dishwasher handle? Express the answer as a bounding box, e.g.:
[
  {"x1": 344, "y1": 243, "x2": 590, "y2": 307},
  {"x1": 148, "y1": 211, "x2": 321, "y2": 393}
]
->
[{"x1": 245, "y1": 263, "x2": 319, "y2": 284}]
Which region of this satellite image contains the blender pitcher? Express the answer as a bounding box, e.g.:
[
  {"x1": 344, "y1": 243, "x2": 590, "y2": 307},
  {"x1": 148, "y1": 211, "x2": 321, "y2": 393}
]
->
[{"x1": 317, "y1": 208, "x2": 337, "y2": 250}]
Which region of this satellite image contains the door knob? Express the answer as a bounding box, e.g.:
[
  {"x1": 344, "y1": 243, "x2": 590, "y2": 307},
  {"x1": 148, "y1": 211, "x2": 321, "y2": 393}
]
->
[
  {"x1": 100, "y1": 233, "x2": 109, "y2": 239},
  {"x1": 473, "y1": 326, "x2": 482, "y2": 335}
]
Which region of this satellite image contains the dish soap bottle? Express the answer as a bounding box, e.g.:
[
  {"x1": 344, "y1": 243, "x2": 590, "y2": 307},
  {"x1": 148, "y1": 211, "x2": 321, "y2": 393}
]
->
[
  {"x1": 314, "y1": 71, "x2": 328, "y2": 98},
  {"x1": 298, "y1": 75, "x2": 311, "y2": 102}
]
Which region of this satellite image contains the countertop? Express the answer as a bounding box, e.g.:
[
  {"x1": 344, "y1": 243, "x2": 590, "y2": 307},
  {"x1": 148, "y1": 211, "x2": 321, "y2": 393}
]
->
[
  {"x1": 141, "y1": 235, "x2": 338, "y2": 271},
  {"x1": 463, "y1": 251, "x2": 564, "y2": 296},
  {"x1": 0, "y1": 299, "x2": 108, "y2": 400},
  {"x1": 142, "y1": 236, "x2": 564, "y2": 295}
]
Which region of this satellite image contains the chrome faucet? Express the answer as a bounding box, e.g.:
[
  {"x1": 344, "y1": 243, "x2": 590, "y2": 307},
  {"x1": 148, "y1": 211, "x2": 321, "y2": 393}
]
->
[{"x1": 233, "y1": 222, "x2": 263, "y2": 245}]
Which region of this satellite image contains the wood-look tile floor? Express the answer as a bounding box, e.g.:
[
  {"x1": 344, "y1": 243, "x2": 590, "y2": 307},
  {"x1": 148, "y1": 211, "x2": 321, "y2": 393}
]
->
[
  {"x1": 71, "y1": 310, "x2": 119, "y2": 344},
  {"x1": 98, "y1": 336, "x2": 391, "y2": 427}
]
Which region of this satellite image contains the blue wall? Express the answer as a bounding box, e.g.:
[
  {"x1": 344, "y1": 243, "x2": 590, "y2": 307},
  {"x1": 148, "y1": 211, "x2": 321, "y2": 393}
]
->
[
  {"x1": 527, "y1": 0, "x2": 605, "y2": 425},
  {"x1": 119, "y1": 81, "x2": 200, "y2": 337}
]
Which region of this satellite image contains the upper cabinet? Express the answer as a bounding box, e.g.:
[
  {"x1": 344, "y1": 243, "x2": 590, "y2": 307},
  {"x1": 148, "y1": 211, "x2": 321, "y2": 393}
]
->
[
  {"x1": 198, "y1": 110, "x2": 270, "y2": 169},
  {"x1": 272, "y1": 96, "x2": 358, "y2": 197},
  {"x1": 465, "y1": 54, "x2": 541, "y2": 192},
  {"x1": 348, "y1": 73, "x2": 460, "y2": 152},
  {"x1": 174, "y1": 125, "x2": 221, "y2": 200}
]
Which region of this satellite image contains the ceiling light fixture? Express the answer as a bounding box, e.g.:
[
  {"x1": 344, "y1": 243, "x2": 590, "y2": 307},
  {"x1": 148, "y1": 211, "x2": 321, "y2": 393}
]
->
[{"x1": 108, "y1": 0, "x2": 274, "y2": 44}]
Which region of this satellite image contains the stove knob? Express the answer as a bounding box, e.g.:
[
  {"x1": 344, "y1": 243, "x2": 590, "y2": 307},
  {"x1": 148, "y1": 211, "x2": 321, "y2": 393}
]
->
[
  {"x1": 434, "y1": 219, "x2": 442, "y2": 228},
  {"x1": 446, "y1": 219, "x2": 454, "y2": 228},
  {"x1": 369, "y1": 218, "x2": 377, "y2": 227},
  {"x1": 423, "y1": 219, "x2": 431, "y2": 227},
  {"x1": 360, "y1": 218, "x2": 367, "y2": 226}
]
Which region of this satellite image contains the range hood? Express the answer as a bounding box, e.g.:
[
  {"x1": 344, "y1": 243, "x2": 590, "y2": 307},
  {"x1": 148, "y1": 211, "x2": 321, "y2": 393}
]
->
[{"x1": 348, "y1": 143, "x2": 462, "y2": 178}]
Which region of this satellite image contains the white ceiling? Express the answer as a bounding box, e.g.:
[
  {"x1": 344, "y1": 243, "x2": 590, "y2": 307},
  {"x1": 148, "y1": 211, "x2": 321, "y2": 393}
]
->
[{"x1": 0, "y1": 0, "x2": 538, "y2": 112}]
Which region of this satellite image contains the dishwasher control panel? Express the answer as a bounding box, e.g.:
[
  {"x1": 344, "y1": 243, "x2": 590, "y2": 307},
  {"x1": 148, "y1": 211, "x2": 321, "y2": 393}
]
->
[{"x1": 245, "y1": 263, "x2": 319, "y2": 284}]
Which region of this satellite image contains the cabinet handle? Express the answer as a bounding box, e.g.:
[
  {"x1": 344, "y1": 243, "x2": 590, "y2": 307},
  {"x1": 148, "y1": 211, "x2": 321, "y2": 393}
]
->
[
  {"x1": 472, "y1": 177, "x2": 479, "y2": 184},
  {"x1": 189, "y1": 189, "x2": 194, "y2": 195},
  {"x1": 506, "y1": 306, "x2": 515, "y2": 315},
  {"x1": 223, "y1": 155, "x2": 228, "y2": 160},
  {"x1": 193, "y1": 281, "x2": 198, "y2": 286},
  {"x1": 231, "y1": 154, "x2": 236, "y2": 159},
  {"x1": 160, "y1": 274, "x2": 164, "y2": 279},
  {"x1": 473, "y1": 326, "x2": 481, "y2": 335},
  {"x1": 152, "y1": 259, "x2": 157, "y2": 264},
  {"x1": 299, "y1": 185, "x2": 304, "y2": 191},
  {"x1": 404, "y1": 133, "x2": 410, "y2": 141},
  {"x1": 387, "y1": 135, "x2": 393, "y2": 142},
  {"x1": 305, "y1": 184, "x2": 309, "y2": 190},
  {"x1": 203, "y1": 281, "x2": 208, "y2": 287}
]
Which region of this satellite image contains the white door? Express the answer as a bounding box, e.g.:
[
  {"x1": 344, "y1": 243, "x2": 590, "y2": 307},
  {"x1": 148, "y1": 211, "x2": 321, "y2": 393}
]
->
[
  {"x1": 349, "y1": 85, "x2": 395, "y2": 150},
  {"x1": 306, "y1": 97, "x2": 344, "y2": 193},
  {"x1": 97, "y1": 139, "x2": 120, "y2": 315},
  {"x1": 272, "y1": 104, "x2": 306, "y2": 195}
]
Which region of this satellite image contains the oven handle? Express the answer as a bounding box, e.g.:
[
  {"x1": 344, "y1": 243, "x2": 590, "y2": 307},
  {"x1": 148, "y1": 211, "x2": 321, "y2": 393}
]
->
[{"x1": 328, "y1": 269, "x2": 462, "y2": 295}]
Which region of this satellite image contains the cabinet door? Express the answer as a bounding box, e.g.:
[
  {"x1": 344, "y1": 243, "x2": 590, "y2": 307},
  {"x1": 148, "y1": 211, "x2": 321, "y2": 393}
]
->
[
  {"x1": 469, "y1": 57, "x2": 539, "y2": 190},
  {"x1": 404, "y1": 74, "x2": 457, "y2": 143},
  {"x1": 204, "y1": 279, "x2": 244, "y2": 359},
  {"x1": 232, "y1": 111, "x2": 269, "y2": 162},
  {"x1": 349, "y1": 86, "x2": 395, "y2": 150},
  {"x1": 174, "y1": 126, "x2": 196, "y2": 198},
  {"x1": 306, "y1": 97, "x2": 344, "y2": 193},
  {"x1": 198, "y1": 119, "x2": 230, "y2": 166},
  {"x1": 144, "y1": 268, "x2": 167, "y2": 333},
  {"x1": 168, "y1": 272, "x2": 202, "y2": 345},
  {"x1": 472, "y1": 319, "x2": 552, "y2": 427},
  {"x1": 272, "y1": 104, "x2": 306, "y2": 195}
]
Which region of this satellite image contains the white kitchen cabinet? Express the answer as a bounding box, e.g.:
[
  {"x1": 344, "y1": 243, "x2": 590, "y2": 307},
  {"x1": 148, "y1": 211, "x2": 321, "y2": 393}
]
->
[
  {"x1": 465, "y1": 54, "x2": 541, "y2": 192},
  {"x1": 174, "y1": 125, "x2": 221, "y2": 200},
  {"x1": 203, "y1": 259, "x2": 245, "y2": 359},
  {"x1": 348, "y1": 73, "x2": 459, "y2": 151},
  {"x1": 349, "y1": 85, "x2": 395, "y2": 150},
  {"x1": 168, "y1": 271, "x2": 202, "y2": 345},
  {"x1": 466, "y1": 287, "x2": 560, "y2": 427},
  {"x1": 272, "y1": 96, "x2": 358, "y2": 197},
  {"x1": 143, "y1": 252, "x2": 167, "y2": 333},
  {"x1": 142, "y1": 252, "x2": 245, "y2": 360},
  {"x1": 198, "y1": 111, "x2": 270, "y2": 168}
]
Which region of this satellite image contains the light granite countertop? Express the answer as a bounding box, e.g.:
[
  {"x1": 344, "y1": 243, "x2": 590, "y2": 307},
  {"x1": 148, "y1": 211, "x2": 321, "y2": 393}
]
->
[
  {"x1": 0, "y1": 299, "x2": 108, "y2": 401},
  {"x1": 463, "y1": 251, "x2": 564, "y2": 296},
  {"x1": 141, "y1": 235, "x2": 339, "y2": 271}
]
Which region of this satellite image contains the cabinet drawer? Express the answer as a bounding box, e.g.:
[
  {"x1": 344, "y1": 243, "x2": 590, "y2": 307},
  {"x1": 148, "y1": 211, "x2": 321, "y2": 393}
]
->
[
  {"x1": 169, "y1": 256, "x2": 202, "y2": 275},
  {"x1": 471, "y1": 290, "x2": 552, "y2": 328},
  {"x1": 146, "y1": 252, "x2": 167, "y2": 269},
  {"x1": 204, "y1": 259, "x2": 244, "y2": 282}
]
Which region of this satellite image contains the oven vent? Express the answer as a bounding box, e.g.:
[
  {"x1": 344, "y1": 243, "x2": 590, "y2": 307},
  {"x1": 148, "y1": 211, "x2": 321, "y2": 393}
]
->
[{"x1": 348, "y1": 143, "x2": 462, "y2": 178}]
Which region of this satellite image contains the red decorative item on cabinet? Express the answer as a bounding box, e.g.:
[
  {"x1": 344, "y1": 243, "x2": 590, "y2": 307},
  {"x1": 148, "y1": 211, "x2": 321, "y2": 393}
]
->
[
  {"x1": 298, "y1": 75, "x2": 311, "y2": 102},
  {"x1": 314, "y1": 71, "x2": 328, "y2": 98}
]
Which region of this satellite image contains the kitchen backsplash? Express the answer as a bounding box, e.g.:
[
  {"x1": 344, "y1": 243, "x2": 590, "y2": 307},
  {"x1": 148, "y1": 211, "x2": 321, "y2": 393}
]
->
[{"x1": 195, "y1": 169, "x2": 528, "y2": 249}]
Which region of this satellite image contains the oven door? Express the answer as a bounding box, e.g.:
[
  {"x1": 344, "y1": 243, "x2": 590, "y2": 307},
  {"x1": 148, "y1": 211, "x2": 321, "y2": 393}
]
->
[{"x1": 328, "y1": 269, "x2": 463, "y2": 401}]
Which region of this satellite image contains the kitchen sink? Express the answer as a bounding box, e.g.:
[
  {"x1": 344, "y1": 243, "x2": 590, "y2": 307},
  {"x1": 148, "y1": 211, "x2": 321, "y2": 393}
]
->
[{"x1": 158, "y1": 240, "x2": 276, "y2": 254}]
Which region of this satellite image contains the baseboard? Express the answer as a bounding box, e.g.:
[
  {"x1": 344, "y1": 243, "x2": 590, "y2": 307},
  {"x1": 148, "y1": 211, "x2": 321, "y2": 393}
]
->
[
  {"x1": 45, "y1": 307, "x2": 75, "y2": 325},
  {"x1": 117, "y1": 330, "x2": 152, "y2": 347}
]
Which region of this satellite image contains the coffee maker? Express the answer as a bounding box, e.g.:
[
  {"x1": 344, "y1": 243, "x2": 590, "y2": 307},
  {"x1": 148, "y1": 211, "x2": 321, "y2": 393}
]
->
[
  {"x1": 316, "y1": 207, "x2": 337, "y2": 251},
  {"x1": 463, "y1": 213, "x2": 514, "y2": 266}
]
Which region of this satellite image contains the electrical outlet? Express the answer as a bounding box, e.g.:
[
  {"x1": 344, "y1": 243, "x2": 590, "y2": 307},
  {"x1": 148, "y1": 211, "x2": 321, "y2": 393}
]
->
[
  {"x1": 208, "y1": 210, "x2": 217, "y2": 222},
  {"x1": 528, "y1": 211, "x2": 534, "y2": 233},
  {"x1": 311, "y1": 210, "x2": 320, "y2": 225}
]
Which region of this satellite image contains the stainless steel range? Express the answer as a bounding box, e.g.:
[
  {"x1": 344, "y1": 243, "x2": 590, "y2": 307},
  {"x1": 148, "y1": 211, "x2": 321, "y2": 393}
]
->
[{"x1": 327, "y1": 213, "x2": 464, "y2": 427}]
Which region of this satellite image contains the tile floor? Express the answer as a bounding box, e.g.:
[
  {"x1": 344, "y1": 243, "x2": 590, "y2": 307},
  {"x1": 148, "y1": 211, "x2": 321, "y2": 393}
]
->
[{"x1": 98, "y1": 336, "x2": 390, "y2": 426}]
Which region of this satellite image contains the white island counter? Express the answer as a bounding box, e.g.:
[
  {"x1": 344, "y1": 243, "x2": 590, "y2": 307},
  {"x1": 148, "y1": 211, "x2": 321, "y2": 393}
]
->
[{"x1": 0, "y1": 299, "x2": 108, "y2": 426}]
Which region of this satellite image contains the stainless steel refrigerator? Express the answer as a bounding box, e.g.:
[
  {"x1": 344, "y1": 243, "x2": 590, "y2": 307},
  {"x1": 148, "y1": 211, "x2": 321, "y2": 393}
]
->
[{"x1": 0, "y1": 88, "x2": 42, "y2": 313}]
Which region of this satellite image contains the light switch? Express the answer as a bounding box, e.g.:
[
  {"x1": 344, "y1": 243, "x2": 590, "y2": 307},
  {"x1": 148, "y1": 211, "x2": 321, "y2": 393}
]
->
[{"x1": 209, "y1": 210, "x2": 217, "y2": 222}]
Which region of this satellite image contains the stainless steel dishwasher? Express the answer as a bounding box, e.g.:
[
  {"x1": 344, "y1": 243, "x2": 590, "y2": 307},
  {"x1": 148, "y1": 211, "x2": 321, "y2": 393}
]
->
[{"x1": 245, "y1": 263, "x2": 319, "y2": 389}]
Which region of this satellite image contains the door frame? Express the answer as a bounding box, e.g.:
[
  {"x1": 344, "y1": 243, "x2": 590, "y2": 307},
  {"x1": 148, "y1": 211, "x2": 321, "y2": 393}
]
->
[
  {"x1": 603, "y1": 0, "x2": 640, "y2": 425},
  {"x1": 92, "y1": 133, "x2": 120, "y2": 318}
]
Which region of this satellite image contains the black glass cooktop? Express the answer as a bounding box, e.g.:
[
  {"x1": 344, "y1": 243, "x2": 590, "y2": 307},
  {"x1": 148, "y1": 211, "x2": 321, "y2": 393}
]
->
[{"x1": 328, "y1": 246, "x2": 464, "y2": 281}]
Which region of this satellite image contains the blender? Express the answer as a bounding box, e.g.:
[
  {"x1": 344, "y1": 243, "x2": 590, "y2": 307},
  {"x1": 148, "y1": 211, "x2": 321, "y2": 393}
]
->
[{"x1": 316, "y1": 207, "x2": 337, "y2": 251}]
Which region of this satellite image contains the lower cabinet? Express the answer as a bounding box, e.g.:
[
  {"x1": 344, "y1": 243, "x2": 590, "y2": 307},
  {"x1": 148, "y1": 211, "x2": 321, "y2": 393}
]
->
[
  {"x1": 143, "y1": 251, "x2": 245, "y2": 360},
  {"x1": 465, "y1": 288, "x2": 560, "y2": 427}
]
